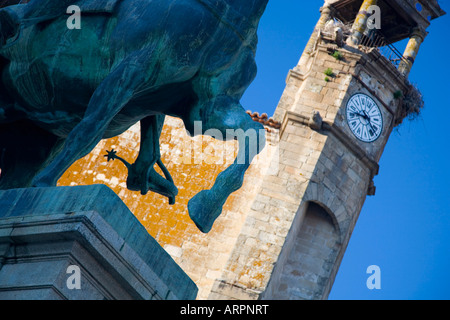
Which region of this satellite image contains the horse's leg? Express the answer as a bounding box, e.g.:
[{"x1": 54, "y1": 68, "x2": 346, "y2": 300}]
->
[
  {"x1": 125, "y1": 115, "x2": 178, "y2": 203},
  {"x1": 185, "y1": 97, "x2": 266, "y2": 233},
  {"x1": 31, "y1": 52, "x2": 150, "y2": 187},
  {"x1": 127, "y1": 115, "x2": 163, "y2": 193}
]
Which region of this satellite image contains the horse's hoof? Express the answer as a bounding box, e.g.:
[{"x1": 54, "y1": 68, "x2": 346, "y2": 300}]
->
[{"x1": 188, "y1": 190, "x2": 223, "y2": 233}]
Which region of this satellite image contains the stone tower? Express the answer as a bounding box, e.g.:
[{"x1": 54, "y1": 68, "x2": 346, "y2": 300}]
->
[
  {"x1": 256, "y1": 0, "x2": 446, "y2": 299},
  {"x1": 56, "y1": 0, "x2": 445, "y2": 300}
]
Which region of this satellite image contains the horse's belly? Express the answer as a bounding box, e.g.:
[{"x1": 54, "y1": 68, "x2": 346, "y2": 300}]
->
[
  {"x1": 5, "y1": 56, "x2": 106, "y2": 112},
  {"x1": 3, "y1": 15, "x2": 114, "y2": 115}
]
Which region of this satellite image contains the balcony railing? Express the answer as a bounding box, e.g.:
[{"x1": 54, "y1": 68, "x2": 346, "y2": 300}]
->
[
  {"x1": 320, "y1": 20, "x2": 408, "y2": 70},
  {"x1": 359, "y1": 30, "x2": 408, "y2": 68}
]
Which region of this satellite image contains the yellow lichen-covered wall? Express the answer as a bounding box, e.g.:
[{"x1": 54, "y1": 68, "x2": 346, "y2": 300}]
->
[
  {"x1": 59, "y1": 116, "x2": 238, "y2": 243},
  {"x1": 58, "y1": 116, "x2": 278, "y2": 299}
]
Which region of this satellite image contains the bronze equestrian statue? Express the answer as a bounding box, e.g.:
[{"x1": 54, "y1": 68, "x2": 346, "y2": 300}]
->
[{"x1": 0, "y1": 0, "x2": 268, "y2": 233}]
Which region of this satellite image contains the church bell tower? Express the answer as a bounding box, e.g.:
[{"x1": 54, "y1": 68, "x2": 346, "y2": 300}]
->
[
  {"x1": 47, "y1": 0, "x2": 446, "y2": 300},
  {"x1": 250, "y1": 0, "x2": 446, "y2": 299}
]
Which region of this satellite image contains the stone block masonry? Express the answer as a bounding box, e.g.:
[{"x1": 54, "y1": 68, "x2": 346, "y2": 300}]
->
[
  {"x1": 1, "y1": 0, "x2": 444, "y2": 300},
  {"x1": 55, "y1": 1, "x2": 436, "y2": 299},
  {"x1": 55, "y1": 38, "x2": 406, "y2": 300},
  {"x1": 0, "y1": 185, "x2": 198, "y2": 300}
]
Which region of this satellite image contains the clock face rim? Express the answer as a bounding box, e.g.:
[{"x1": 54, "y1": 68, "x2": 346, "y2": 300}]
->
[{"x1": 345, "y1": 93, "x2": 383, "y2": 143}]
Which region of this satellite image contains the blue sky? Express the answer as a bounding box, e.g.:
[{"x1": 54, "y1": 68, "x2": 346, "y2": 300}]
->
[{"x1": 241, "y1": 0, "x2": 450, "y2": 300}]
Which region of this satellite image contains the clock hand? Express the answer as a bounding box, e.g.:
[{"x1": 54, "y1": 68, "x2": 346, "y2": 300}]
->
[
  {"x1": 351, "y1": 111, "x2": 376, "y2": 132},
  {"x1": 363, "y1": 110, "x2": 370, "y2": 119},
  {"x1": 351, "y1": 111, "x2": 366, "y2": 118},
  {"x1": 360, "y1": 110, "x2": 378, "y2": 134},
  {"x1": 363, "y1": 113, "x2": 376, "y2": 133}
]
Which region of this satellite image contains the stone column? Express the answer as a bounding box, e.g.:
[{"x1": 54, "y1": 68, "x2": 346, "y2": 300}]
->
[
  {"x1": 347, "y1": 0, "x2": 378, "y2": 46},
  {"x1": 398, "y1": 26, "x2": 427, "y2": 77},
  {"x1": 297, "y1": 5, "x2": 332, "y2": 69}
]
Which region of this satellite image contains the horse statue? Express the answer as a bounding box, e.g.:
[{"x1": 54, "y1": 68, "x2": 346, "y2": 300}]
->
[{"x1": 0, "y1": 0, "x2": 268, "y2": 233}]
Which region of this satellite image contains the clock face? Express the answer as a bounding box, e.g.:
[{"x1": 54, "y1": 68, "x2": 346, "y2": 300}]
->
[{"x1": 346, "y1": 93, "x2": 383, "y2": 143}]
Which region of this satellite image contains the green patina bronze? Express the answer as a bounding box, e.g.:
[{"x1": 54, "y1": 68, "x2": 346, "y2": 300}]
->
[{"x1": 0, "y1": 0, "x2": 267, "y2": 233}]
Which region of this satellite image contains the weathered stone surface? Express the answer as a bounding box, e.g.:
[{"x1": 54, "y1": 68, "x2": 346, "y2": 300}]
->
[
  {"x1": 51, "y1": 0, "x2": 444, "y2": 301},
  {"x1": 0, "y1": 185, "x2": 198, "y2": 300}
]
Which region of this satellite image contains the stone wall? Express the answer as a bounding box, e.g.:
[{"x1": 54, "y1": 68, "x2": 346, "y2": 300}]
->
[
  {"x1": 59, "y1": 116, "x2": 280, "y2": 300},
  {"x1": 263, "y1": 202, "x2": 341, "y2": 300},
  {"x1": 58, "y1": 31, "x2": 411, "y2": 301}
]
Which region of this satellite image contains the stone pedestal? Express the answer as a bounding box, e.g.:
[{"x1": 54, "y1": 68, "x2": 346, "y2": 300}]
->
[{"x1": 0, "y1": 185, "x2": 198, "y2": 300}]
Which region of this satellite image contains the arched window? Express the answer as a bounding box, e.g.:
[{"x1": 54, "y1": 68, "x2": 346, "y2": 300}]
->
[{"x1": 263, "y1": 201, "x2": 342, "y2": 300}]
